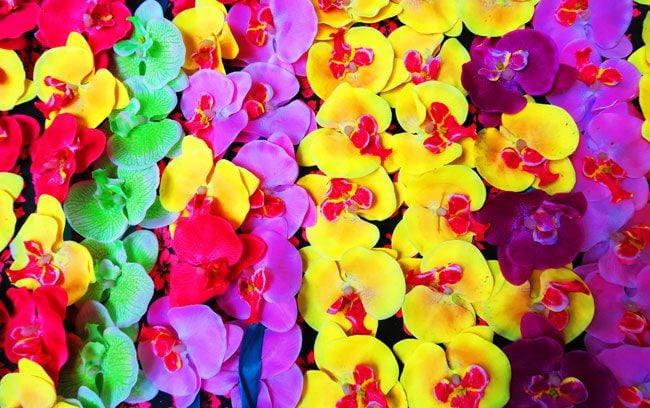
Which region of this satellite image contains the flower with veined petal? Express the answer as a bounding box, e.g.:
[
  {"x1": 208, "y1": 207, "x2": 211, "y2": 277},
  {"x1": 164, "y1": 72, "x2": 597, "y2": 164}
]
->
[
  {"x1": 457, "y1": 0, "x2": 539, "y2": 37},
  {"x1": 0, "y1": 172, "x2": 23, "y2": 251},
  {"x1": 0, "y1": 49, "x2": 35, "y2": 111},
  {"x1": 0, "y1": 359, "x2": 77, "y2": 408}
]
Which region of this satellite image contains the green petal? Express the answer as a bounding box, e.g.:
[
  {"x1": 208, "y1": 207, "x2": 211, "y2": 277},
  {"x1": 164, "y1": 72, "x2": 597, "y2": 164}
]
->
[
  {"x1": 168, "y1": 71, "x2": 189, "y2": 92},
  {"x1": 123, "y1": 230, "x2": 159, "y2": 272},
  {"x1": 140, "y1": 196, "x2": 180, "y2": 229},
  {"x1": 135, "y1": 0, "x2": 164, "y2": 23},
  {"x1": 105, "y1": 263, "x2": 154, "y2": 327},
  {"x1": 119, "y1": 165, "x2": 159, "y2": 225},
  {"x1": 77, "y1": 386, "x2": 106, "y2": 408},
  {"x1": 124, "y1": 78, "x2": 177, "y2": 118},
  {"x1": 82, "y1": 239, "x2": 128, "y2": 266},
  {"x1": 75, "y1": 301, "x2": 116, "y2": 337},
  {"x1": 142, "y1": 19, "x2": 185, "y2": 89},
  {"x1": 108, "y1": 120, "x2": 182, "y2": 169},
  {"x1": 125, "y1": 370, "x2": 158, "y2": 404},
  {"x1": 100, "y1": 327, "x2": 139, "y2": 408}
]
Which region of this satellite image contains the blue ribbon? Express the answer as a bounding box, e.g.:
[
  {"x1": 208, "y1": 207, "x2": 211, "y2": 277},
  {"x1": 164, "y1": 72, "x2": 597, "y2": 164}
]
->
[{"x1": 239, "y1": 323, "x2": 266, "y2": 408}]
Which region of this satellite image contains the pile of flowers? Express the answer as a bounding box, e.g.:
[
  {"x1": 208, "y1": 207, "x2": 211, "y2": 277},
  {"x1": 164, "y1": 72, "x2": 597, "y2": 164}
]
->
[{"x1": 0, "y1": 0, "x2": 648, "y2": 407}]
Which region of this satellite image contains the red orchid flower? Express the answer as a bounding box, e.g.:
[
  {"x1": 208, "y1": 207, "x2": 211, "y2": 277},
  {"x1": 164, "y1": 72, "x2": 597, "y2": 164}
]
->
[
  {"x1": 0, "y1": 0, "x2": 40, "y2": 47},
  {"x1": 0, "y1": 114, "x2": 39, "y2": 172}
]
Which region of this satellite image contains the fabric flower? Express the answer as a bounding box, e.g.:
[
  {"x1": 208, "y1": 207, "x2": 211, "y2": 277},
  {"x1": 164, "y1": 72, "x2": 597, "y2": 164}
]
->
[
  {"x1": 503, "y1": 313, "x2": 617, "y2": 408},
  {"x1": 0, "y1": 49, "x2": 35, "y2": 111},
  {"x1": 0, "y1": 359, "x2": 75, "y2": 408},
  {"x1": 0, "y1": 114, "x2": 39, "y2": 172},
  {"x1": 395, "y1": 0, "x2": 458, "y2": 35},
  {"x1": 33, "y1": 32, "x2": 128, "y2": 128},
  {"x1": 474, "y1": 102, "x2": 579, "y2": 194},
  {"x1": 595, "y1": 345, "x2": 650, "y2": 407},
  {"x1": 477, "y1": 190, "x2": 587, "y2": 284},
  {"x1": 311, "y1": 0, "x2": 400, "y2": 30},
  {"x1": 461, "y1": 30, "x2": 559, "y2": 115},
  {"x1": 37, "y1": 0, "x2": 132, "y2": 53},
  {"x1": 30, "y1": 113, "x2": 106, "y2": 202},
  {"x1": 457, "y1": 0, "x2": 539, "y2": 37},
  {"x1": 4, "y1": 286, "x2": 68, "y2": 383},
  {"x1": 307, "y1": 26, "x2": 394, "y2": 100},
  {"x1": 0, "y1": 0, "x2": 39, "y2": 46},
  {"x1": 0, "y1": 172, "x2": 23, "y2": 251},
  {"x1": 9, "y1": 195, "x2": 95, "y2": 304},
  {"x1": 395, "y1": 332, "x2": 511, "y2": 408},
  {"x1": 298, "y1": 247, "x2": 405, "y2": 335}
]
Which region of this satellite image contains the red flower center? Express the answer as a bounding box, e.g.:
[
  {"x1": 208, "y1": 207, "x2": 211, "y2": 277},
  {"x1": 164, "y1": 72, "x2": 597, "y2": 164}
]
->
[
  {"x1": 327, "y1": 290, "x2": 371, "y2": 335},
  {"x1": 618, "y1": 308, "x2": 649, "y2": 347},
  {"x1": 613, "y1": 225, "x2": 650, "y2": 265},
  {"x1": 437, "y1": 193, "x2": 489, "y2": 242},
  {"x1": 501, "y1": 139, "x2": 560, "y2": 187},
  {"x1": 8, "y1": 241, "x2": 62, "y2": 287},
  {"x1": 35, "y1": 77, "x2": 78, "y2": 120},
  {"x1": 238, "y1": 267, "x2": 270, "y2": 324},
  {"x1": 574, "y1": 47, "x2": 622, "y2": 87},
  {"x1": 536, "y1": 279, "x2": 590, "y2": 331},
  {"x1": 139, "y1": 325, "x2": 185, "y2": 372},
  {"x1": 41, "y1": 147, "x2": 76, "y2": 186},
  {"x1": 617, "y1": 385, "x2": 650, "y2": 408},
  {"x1": 582, "y1": 154, "x2": 632, "y2": 203},
  {"x1": 249, "y1": 188, "x2": 286, "y2": 218},
  {"x1": 191, "y1": 38, "x2": 219, "y2": 70},
  {"x1": 82, "y1": 0, "x2": 116, "y2": 29},
  {"x1": 321, "y1": 178, "x2": 373, "y2": 222},
  {"x1": 318, "y1": 0, "x2": 348, "y2": 12},
  {"x1": 202, "y1": 256, "x2": 235, "y2": 296},
  {"x1": 329, "y1": 28, "x2": 374, "y2": 80},
  {"x1": 422, "y1": 102, "x2": 477, "y2": 155},
  {"x1": 336, "y1": 365, "x2": 388, "y2": 408},
  {"x1": 434, "y1": 365, "x2": 490, "y2": 408},
  {"x1": 405, "y1": 263, "x2": 463, "y2": 294},
  {"x1": 342, "y1": 114, "x2": 392, "y2": 160},
  {"x1": 555, "y1": 0, "x2": 589, "y2": 26},
  {"x1": 246, "y1": 0, "x2": 274, "y2": 47},
  {"x1": 404, "y1": 50, "x2": 441, "y2": 85},
  {"x1": 184, "y1": 93, "x2": 216, "y2": 135},
  {"x1": 243, "y1": 82, "x2": 272, "y2": 120},
  {"x1": 527, "y1": 374, "x2": 589, "y2": 405}
]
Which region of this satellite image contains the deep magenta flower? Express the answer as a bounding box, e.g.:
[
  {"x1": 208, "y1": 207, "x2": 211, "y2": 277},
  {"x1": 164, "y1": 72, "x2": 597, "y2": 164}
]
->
[
  {"x1": 0, "y1": 0, "x2": 39, "y2": 47},
  {"x1": 461, "y1": 29, "x2": 559, "y2": 114},
  {"x1": 595, "y1": 345, "x2": 650, "y2": 407},
  {"x1": 0, "y1": 114, "x2": 39, "y2": 172},
  {"x1": 477, "y1": 190, "x2": 587, "y2": 285}
]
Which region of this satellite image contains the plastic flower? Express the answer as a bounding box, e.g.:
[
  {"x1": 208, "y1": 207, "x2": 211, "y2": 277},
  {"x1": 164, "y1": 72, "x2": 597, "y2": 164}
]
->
[
  {"x1": 113, "y1": 0, "x2": 186, "y2": 90},
  {"x1": 504, "y1": 313, "x2": 617, "y2": 408},
  {"x1": 310, "y1": 0, "x2": 400, "y2": 31},
  {"x1": 299, "y1": 327, "x2": 406, "y2": 407},
  {"x1": 159, "y1": 136, "x2": 259, "y2": 228},
  {"x1": 33, "y1": 32, "x2": 128, "y2": 128},
  {"x1": 395, "y1": 332, "x2": 511, "y2": 408},
  {"x1": 64, "y1": 165, "x2": 159, "y2": 243},
  {"x1": 298, "y1": 83, "x2": 393, "y2": 179},
  {"x1": 394, "y1": 165, "x2": 488, "y2": 255},
  {"x1": 169, "y1": 213, "x2": 266, "y2": 306},
  {"x1": 0, "y1": 49, "x2": 35, "y2": 111},
  {"x1": 461, "y1": 30, "x2": 559, "y2": 115},
  {"x1": 298, "y1": 167, "x2": 398, "y2": 259},
  {"x1": 0, "y1": 359, "x2": 75, "y2": 408},
  {"x1": 9, "y1": 195, "x2": 95, "y2": 304},
  {"x1": 477, "y1": 190, "x2": 587, "y2": 284},
  {"x1": 107, "y1": 77, "x2": 182, "y2": 169},
  {"x1": 396, "y1": 0, "x2": 458, "y2": 35},
  {"x1": 233, "y1": 138, "x2": 314, "y2": 238},
  {"x1": 0, "y1": 172, "x2": 23, "y2": 251},
  {"x1": 476, "y1": 261, "x2": 594, "y2": 342},
  {"x1": 474, "y1": 102, "x2": 579, "y2": 193},
  {"x1": 179, "y1": 69, "x2": 251, "y2": 156},
  {"x1": 596, "y1": 345, "x2": 650, "y2": 407},
  {"x1": 36, "y1": 0, "x2": 132, "y2": 53},
  {"x1": 227, "y1": 0, "x2": 317, "y2": 70},
  {"x1": 0, "y1": 0, "x2": 39, "y2": 46},
  {"x1": 382, "y1": 26, "x2": 469, "y2": 105},
  {"x1": 390, "y1": 81, "x2": 476, "y2": 175},
  {"x1": 307, "y1": 27, "x2": 394, "y2": 100},
  {"x1": 457, "y1": 0, "x2": 539, "y2": 37},
  {"x1": 4, "y1": 286, "x2": 68, "y2": 383},
  {"x1": 402, "y1": 240, "x2": 493, "y2": 343},
  {"x1": 172, "y1": 0, "x2": 238, "y2": 73},
  {"x1": 0, "y1": 114, "x2": 39, "y2": 172},
  {"x1": 30, "y1": 113, "x2": 106, "y2": 202},
  {"x1": 298, "y1": 247, "x2": 405, "y2": 335}
]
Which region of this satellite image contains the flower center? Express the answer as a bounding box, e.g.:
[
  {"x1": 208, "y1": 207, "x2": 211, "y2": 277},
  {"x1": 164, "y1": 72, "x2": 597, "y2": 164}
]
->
[
  {"x1": 555, "y1": 0, "x2": 589, "y2": 26},
  {"x1": 328, "y1": 289, "x2": 371, "y2": 335},
  {"x1": 243, "y1": 82, "x2": 273, "y2": 120},
  {"x1": 405, "y1": 263, "x2": 462, "y2": 295},
  {"x1": 534, "y1": 279, "x2": 590, "y2": 331},
  {"x1": 422, "y1": 102, "x2": 477, "y2": 155},
  {"x1": 404, "y1": 50, "x2": 441, "y2": 85},
  {"x1": 318, "y1": 0, "x2": 349, "y2": 12},
  {"x1": 35, "y1": 76, "x2": 78, "y2": 120},
  {"x1": 574, "y1": 47, "x2": 622, "y2": 87},
  {"x1": 191, "y1": 37, "x2": 219, "y2": 70},
  {"x1": 434, "y1": 365, "x2": 490, "y2": 407},
  {"x1": 501, "y1": 140, "x2": 559, "y2": 187},
  {"x1": 92, "y1": 169, "x2": 127, "y2": 210},
  {"x1": 249, "y1": 188, "x2": 286, "y2": 218},
  {"x1": 201, "y1": 256, "x2": 234, "y2": 295},
  {"x1": 0, "y1": 124, "x2": 7, "y2": 139},
  {"x1": 321, "y1": 178, "x2": 373, "y2": 222},
  {"x1": 613, "y1": 225, "x2": 650, "y2": 265},
  {"x1": 618, "y1": 308, "x2": 649, "y2": 347},
  {"x1": 41, "y1": 147, "x2": 76, "y2": 186},
  {"x1": 246, "y1": 0, "x2": 274, "y2": 47},
  {"x1": 329, "y1": 28, "x2": 375, "y2": 80},
  {"x1": 82, "y1": 0, "x2": 115, "y2": 29},
  {"x1": 8, "y1": 241, "x2": 62, "y2": 286},
  {"x1": 342, "y1": 114, "x2": 392, "y2": 160},
  {"x1": 9, "y1": 322, "x2": 47, "y2": 363},
  {"x1": 582, "y1": 154, "x2": 632, "y2": 203},
  {"x1": 336, "y1": 365, "x2": 388, "y2": 408},
  {"x1": 526, "y1": 374, "x2": 589, "y2": 406},
  {"x1": 478, "y1": 48, "x2": 528, "y2": 82},
  {"x1": 617, "y1": 385, "x2": 650, "y2": 408},
  {"x1": 138, "y1": 325, "x2": 185, "y2": 372},
  {"x1": 439, "y1": 193, "x2": 489, "y2": 242},
  {"x1": 184, "y1": 93, "x2": 216, "y2": 135},
  {"x1": 238, "y1": 267, "x2": 270, "y2": 324}
]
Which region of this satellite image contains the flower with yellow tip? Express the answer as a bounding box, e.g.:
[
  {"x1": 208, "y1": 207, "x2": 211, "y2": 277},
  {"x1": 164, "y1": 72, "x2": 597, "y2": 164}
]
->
[
  {"x1": 0, "y1": 173, "x2": 23, "y2": 252},
  {"x1": 474, "y1": 102, "x2": 579, "y2": 194},
  {"x1": 394, "y1": 332, "x2": 511, "y2": 408},
  {"x1": 297, "y1": 166, "x2": 399, "y2": 259},
  {"x1": 298, "y1": 83, "x2": 393, "y2": 179},
  {"x1": 394, "y1": 165, "x2": 488, "y2": 255},
  {"x1": 173, "y1": 0, "x2": 239, "y2": 73},
  {"x1": 307, "y1": 26, "x2": 394, "y2": 100},
  {"x1": 395, "y1": 0, "x2": 459, "y2": 34},
  {"x1": 402, "y1": 240, "x2": 493, "y2": 343},
  {"x1": 8, "y1": 194, "x2": 95, "y2": 305},
  {"x1": 159, "y1": 136, "x2": 259, "y2": 229},
  {"x1": 299, "y1": 324, "x2": 407, "y2": 407},
  {"x1": 0, "y1": 49, "x2": 35, "y2": 111},
  {"x1": 457, "y1": 0, "x2": 540, "y2": 37},
  {"x1": 388, "y1": 82, "x2": 476, "y2": 175},
  {"x1": 298, "y1": 246, "x2": 405, "y2": 335},
  {"x1": 33, "y1": 32, "x2": 129, "y2": 129},
  {"x1": 0, "y1": 359, "x2": 77, "y2": 408}
]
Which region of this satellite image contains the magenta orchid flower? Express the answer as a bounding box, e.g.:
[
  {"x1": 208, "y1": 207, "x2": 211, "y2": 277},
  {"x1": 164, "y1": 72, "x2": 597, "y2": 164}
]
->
[
  {"x1": 0, "y1": 114, "x2": 39, "y2": 172},
  {"x1": 0, "y1": 0, "x2": 39, "y2": 47},
  {"x1": 595, "y1": 345, "x2": 650, "y2": 408}
]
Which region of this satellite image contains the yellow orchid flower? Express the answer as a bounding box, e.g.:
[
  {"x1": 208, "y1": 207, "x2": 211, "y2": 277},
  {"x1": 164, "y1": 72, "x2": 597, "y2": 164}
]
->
[
  {"x1": 8, "y1": 194, "x2": 95, "y2": 305},
  {"x1": 307, "y1": 26, "x2": 394, "y2": 100},
  {"x1": 298, "y1": 83, "x2": 393, "y2": 179},
  {"x1": 0, "y1": 173, "x2": 23, "y2": 252},
  {"x1": 159, "y1": 136, "x2": 259, "y2": 229},
  {"x1": 388, "y1": 82, "x2": 475, "y2": 175},
  {"x1": 0, "y1": 359, "x2": 55, "y2": 408},
  {"x1": 395, "y1": 0, "x2": 459, "y2": 35},
  {"x1": 298, "y1": 246, "x2": 405, "y2": 335},
  {"x1": 639, "y1": 75, "x2": 650, "y2": 141},
  {"x1": 474, "y1": 102, "x2": 579, "y2": 194},
  {"x1": 33, "y1": 32, "x2": 128, "y2": 129},
  {"x1": 457, "y1": 0, "x2": 540, "y2": 37},
  {"x1": 299, "y1": 325, "x2": 407, "y2": 407},
  {"x1": 474, "y1": 261, "x2": 594, "y2": 343},
  {"x1": 401, "y1": 240, "x2": 493, "y2": 343},
  {"x1": 394, "y1": 333, "x2": 511, "y2": 408},
  {"x1": 297, "y1": 166, "x2": 398, "y2": 259},
  {"x1": 0, "y1": 49, "x2": 35, "y2": 111},
  {"x1": 311, "y1": 0, "x2": 401, "y2": 33},
  {"x1": 394, "y1": 165, "x2": 488, "y2": 255},
  {"x1": 173, "y1": 0, "x2": 239, "y2": 73}
]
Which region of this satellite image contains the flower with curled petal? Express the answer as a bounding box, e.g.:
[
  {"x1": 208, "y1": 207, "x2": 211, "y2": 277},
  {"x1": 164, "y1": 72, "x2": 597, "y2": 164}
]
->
[
  {"x1": 0, "y1": 359, "x2": 76, "y2": 408},
  {"x1": 395, "y1": 0, "x2": 459, "y2": 35},
  {"x1": 311, "y1": 0, "x2": 400, "y2": 33},
  {"x1": 595, "y1": 344, "x2": 650, "y2": 408},
  {"x1": 0, "y1": 0, "x2": 39, "y2": 46},
  {"x1": 0, "y1": 172, "x2": 23, "y2": 251},
  {"x1": 457, "y1": 0, "x2": 539, "y2": 37},
  {"x1": 0, "y1": 114, "x2": 39, "y2": 172},
  {"x1": 0, "y1": 49, "x2": 35, "y2": 111}
]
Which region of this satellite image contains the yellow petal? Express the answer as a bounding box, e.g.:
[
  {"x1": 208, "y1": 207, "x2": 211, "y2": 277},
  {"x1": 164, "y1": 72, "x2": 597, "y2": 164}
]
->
[
  {"x1": 298, "y1": 258, "x2": 345, "y2": 331},
  {"x1": 639, "y1": 75, "x2": 650, "y2": 118},
  {"x1": 386, "y1": 382, "x2": 408, "y2": 408},
  {"x1": 36, "y1": 194, "x2": 66, "y2": 249},
  {"x1": 390, "y1": 132, "x2": 462, "y2": 175},
  {"x1": 354, "y1": 168, "x2": 398, "y2": 221},
  {"x1": 173, "y1": 3, "x2": 227, "y2": 71},
  {"x1": 297, "y1": 173, "x2": 330, "y2": 205},
  {"x1": 388, "y1": 25, "x2": 443, "y2": 59},
  {"x1": 296, "y1": 130, "x2": 321, "y2": 167},
  {"x1": 314, "y1": 321, "x2": 349, "y2": 365},
  {"x1": 0, "y1": 173, "x2": 24, "y2": 200},
  {"x1": 395, "y1": 83, "x2": 426, "y2": 133},
  {"x1": 53, "y1": 241, "x2": 95, "y2": 304},
  {"x1": 10, "y1": 214, "x2": 59, "y2": 271},
  {"x1": 398, "y1": 0, "x2": 458, "y2": 34},
  {"x1": 0, "y1": 359, "x2": 57, "y2": 408},
  {"x1": 402, "y1": 165, "x2": 486, "y2": 210},
  {"x1": 207, "y1": 160, "x2": 256, "y2": 229},
  {"x1": 382, "y1": 59, "x2": 411, "y2": 94},
  {"x1": 458, "y1": 0, "x2": 537, "y2": 37},
  {"x1": 628, "y1": 48, "x2": 650, "y2": 75},
  {"x1": 317, "y1": 83, "x2": 392, "y2": 131},
  {"x1": 0, "y1": 191, "x2": 18, "y2": 252},
  {"x1": 400, "y1": 207, "x2": 459, "y2": 254},
  {"x1": 311, "y1": 0, "x2": 352, "y2": 28},
  {"x1": 218, "y1": 23, "x2": 239, "y2": 60},
  {"x1": 34, "y1": 39, "x2": 94, "y2": 102},
  {"x1": 298, "y1": 370, "x2": 344, "y2": 408},
  {"x1": 306, "y1": 213, "x2": 380, "y2": 260},
  {"x1": 398, "y1": 341, "x2": 450, "y2": 408},
  {"x1": 357, "y1": 1, "x2": 403, "y2": 23},
  {"x1": 533, "y1": 157, "x2": 576, "y2": 194},
  {"x1": 113, "y1": 77, "x2": 130, "y2": 110},
  {"x1": 307, "y1": 128, "x2": 382, "y2": 179},
  {"x1": 415, "y1": 81, "x2": 468, "y2": 122},
  {"x1": 0, "y1": 49, "x2": 27, "y2": 111},
  {"x1": 391, "y1": 220, "x2": 419, "y2": 259},
  {"x1": 350, "y1": 0, "x2": 390, "y2": 18},
  {"x1": 15, "y1": 79, "x2": 36, "y2": 106},
  {"x1": 437, "y1": 38, "x2": 470, "y2": 94}
]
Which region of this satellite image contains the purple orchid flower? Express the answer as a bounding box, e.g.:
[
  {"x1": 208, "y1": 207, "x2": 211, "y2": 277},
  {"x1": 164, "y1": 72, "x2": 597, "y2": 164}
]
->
[
  {"x1": 202, "y1": 324, "x2": 303, "y2": 408},
  {"x1": 547, "y1": 40, "x2": 640, "y2": 128},
  {"x1": 532, "y1": 0, "x2": 633, "y2": 58},
  {"x1": 216, "y1": 221, "x2": 303, "y2": 333},
  {"x1": 180, "y1": 69, "x2": 252, "y2": 156},
  {"x1": 595, "y1": 345, "x2": 650, "y2": 407},
  {"x1": 461, "y1": 29, "x2": 559, "y2": 115},
  {"x1": 226, "y1": 0, "x2": 317, "y2": 75},
  {"x1": 137, "y1": 296, "x2": 243, "y2": 407},
  {"x1": 236, "y1": 62, "x2": 316, "y2": 144},
  {"x1": 233, "y1": 137, "x2": 315, "y2": 237},
  {"x1": 504, "y1": 313, "x2": 617, "y2": 408},
  {"x1": 477, "y1": 190, "x2": 587, "y2": 285}
]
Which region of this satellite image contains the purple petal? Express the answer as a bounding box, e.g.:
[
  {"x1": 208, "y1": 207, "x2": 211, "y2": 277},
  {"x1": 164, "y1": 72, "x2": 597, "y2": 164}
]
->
[
  {"x1": 461, "y1": 61, "x2": 527, "y2": 113},
  {"x1": 233, "y1": 140, "x2": 298, "y2": 187},
  {"x1": 146, "y1": 296, "x2": 171, "y2": 327},
  {"x1": 243, "y1": 62, "x2": 299, "y2": 105},
  {"x1": 584, "y1": 272, "x2": 627, "y2": 344},
  {"x1": 224, "y1": 71, "x2": 254, "y2": 116},
  {"x1": 244, "y1": 100, "x2": 312, "y2": 143},
  {"x1": 588, "y1": 0, "x2": 632, "y2": 50},
  {"x1": 597, "y1": 345, "x2": 650, "y2": 386},
  {"x1": 269, "y1": 0, "x2": 317, "y2": 64},
  {"x1": 261, "y1": 324, "x2": 302, "y2": 378},
  {"x1": 561, "y1": 351, "x2": 618, "y2": 408},
  {"x1": 173, "y1": 392, "x2": 199, "y2": 408},
  {"x1": 209, "y1": 110, "x2": 249, "y2": 156},
  {"x1": 255, "y1": 227, "x2": 303, "y2": 302},
  {"x1": 546, "y1": 81, "x2": 592, "y2": 125},
  {"x1": 265, "y1": 364, "x2": 304, "y2": 408},
  {"x1": 181, "y1": 70, "x2": 235, "y2": 119},
  {"x1": 498, "y1": 244, "x2": 534, "y2": 285},
  {"x1": 256, "y1": 382, "x2": 273, "y2": 408},
  {"x1": 268, "y1": 134, "x2": 297, "y2": 158},
  {"x1": 138, "y1": 342, "x2": 200, "y2": 397},
  {"x1": 225, "y1": 323, "x2": 245, "y2": 360},
  {"x1": 592, "y1": 60, "x2": 641, "y2": 111},
  {"x1": 202, "y1": 357, "x2": 240, "y2": 395},
  {"x1": 261, "y1": 299, "x2": 298, "y2": 333},
  {"x1": 478, "y1": 191, "x2": 546, "y2": 245},
  {"x1": 579, "y1": 198, "x2": 634, "y2": 252},
  {"x1": 226, "y1": 3, "x2": 275, "y2": 64},
  {"x1": 520, "y1": 312, "x2": 565, "y2": 345}
]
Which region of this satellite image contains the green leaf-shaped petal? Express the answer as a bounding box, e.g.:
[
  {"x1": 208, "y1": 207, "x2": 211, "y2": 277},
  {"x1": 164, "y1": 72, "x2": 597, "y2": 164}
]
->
[
  {"x1": 125, "y1": 77, "x2": 177, "y2": 118},
  {"x1": 75, "y1": 301, "x2": 116, "y2": 338},
  {"x1": 78, "y1": 387, "x2": 106, "y2": 408},
  {"x1": 82, "y1": 239, "x2": 128, "y2": 266},
  {"x1": 135, "y1": 0, "x2": 164, "y2": 24},
  {"x1": 168, "y1": 70, "x2": 189, "y2": 93},
  {"x1": 140, "y1": 196, "x2": 179, "y2": 229},
  {"x1": 121, "y1": 322, "x2": 140, "y2": 343},
  {"x1": 125, "y1": 370, "x2": 159, "y2": 404},
  {"x1": 114, "y1": 52, "x2": 144, "y2": 80},
  {"x1": 108, "y1": 119, "x2": 182, "y2": 169},
  {"x1": 119, "y1": 165, "x2": 159, "y2": 225},
  {"x1": 100, "y1": 327, "x2": 139, "y2": 408},
  {"x1": 105, "y1": 263, "x2": 154, "y2": 327},
  {"x1": 123, "y1": 230, "x2": 159, "y2": 272}
]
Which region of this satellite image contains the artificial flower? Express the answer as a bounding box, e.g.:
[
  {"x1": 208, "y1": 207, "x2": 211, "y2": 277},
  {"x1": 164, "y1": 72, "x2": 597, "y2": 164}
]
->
[
  {"x1": 0, "y1": 172, "x2": 23, "y2": 251},
  {"x1": 0, "y1": 114, "x2": 39, "y2": 172},
  {"x1": 310, "y1": 0, "x2": 401, "y2": 32},
  {"x1": 395, "y1": 0, "x2": 457, "y2": 35},
  {"x1": 9, "y1": 194, "x2": 95, "y2": 304},
  {"x1": 595, "y1": 345, "x2": 650, "y2": 407},
  {"x1": 457, "y1": 0, "x2": 539, "y2": 37},
  {"x1": 0, "y1": 359, "x2": 74, "y2": 408},
  {"x1": 0, "y1": 0, "x2": 39, "y2": 46},
  {"x1": 0, "y1": 49, "x2": 35, "y2": 111}
]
